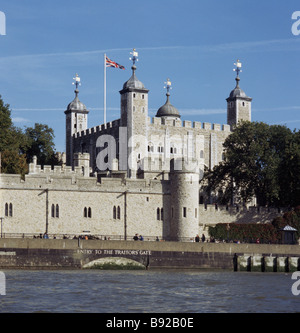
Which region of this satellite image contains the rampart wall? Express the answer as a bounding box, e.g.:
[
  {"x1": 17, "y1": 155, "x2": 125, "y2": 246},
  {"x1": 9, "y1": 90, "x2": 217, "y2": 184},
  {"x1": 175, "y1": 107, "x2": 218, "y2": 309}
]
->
[{"x1": 0, "y1": 239, "x2": 299, "y2": 271}]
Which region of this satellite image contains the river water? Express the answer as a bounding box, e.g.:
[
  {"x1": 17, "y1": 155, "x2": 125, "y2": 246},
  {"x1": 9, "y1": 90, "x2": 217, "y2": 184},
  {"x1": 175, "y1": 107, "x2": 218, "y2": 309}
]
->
[{"x1": 0, "y1": 269, "x2": 299, "y2": 313}]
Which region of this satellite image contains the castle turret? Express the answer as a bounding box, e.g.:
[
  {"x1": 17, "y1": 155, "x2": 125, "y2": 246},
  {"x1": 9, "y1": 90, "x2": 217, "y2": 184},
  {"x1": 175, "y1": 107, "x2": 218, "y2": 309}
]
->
[
  {"x1": 65, "y1": 74, "x2": 89, "y2": 167},
  {"x1": 169, "y1": 158, "x2": 199, "y2": 241},
  {"x1": 119, "y1": 49, "x2": 149, "y2": 178},
  {"x1": 226, "y1": 60, "x2": 252, "y2": 129},
  {"x1": 74, "y1": 152, "x2": 90, "y2": 177}
]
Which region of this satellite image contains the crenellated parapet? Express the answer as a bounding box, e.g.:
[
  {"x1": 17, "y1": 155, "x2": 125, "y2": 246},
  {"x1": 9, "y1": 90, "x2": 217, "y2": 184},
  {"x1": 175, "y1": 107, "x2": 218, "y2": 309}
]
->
[
  {"x1": 149, "y1": 116, "x2": 231, "y2": 132},
  {"x1": 73, "y1": 119, "x2": 121, "y2": 139},
  {"x1": 28, "y1": 154, "x2": 92, "y2": 178}
]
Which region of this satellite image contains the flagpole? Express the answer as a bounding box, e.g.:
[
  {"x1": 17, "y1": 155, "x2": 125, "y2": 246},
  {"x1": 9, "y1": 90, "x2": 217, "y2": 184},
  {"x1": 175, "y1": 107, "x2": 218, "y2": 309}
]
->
[{"x1": 104, "y1": 53, "x2": 107, "y2": 124}]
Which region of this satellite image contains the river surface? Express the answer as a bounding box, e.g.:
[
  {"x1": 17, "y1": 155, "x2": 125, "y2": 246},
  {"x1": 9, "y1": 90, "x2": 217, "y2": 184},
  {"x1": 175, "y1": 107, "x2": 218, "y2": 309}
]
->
[{"x1": 0, "y1": 269, "x2": 299, "y2": 313}]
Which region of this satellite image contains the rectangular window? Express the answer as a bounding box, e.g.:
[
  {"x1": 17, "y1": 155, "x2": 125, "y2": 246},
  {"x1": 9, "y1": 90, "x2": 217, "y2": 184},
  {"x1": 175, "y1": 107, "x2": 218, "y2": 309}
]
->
[{"x1": 183, "y1": 207, "x2": 187, "y2": 218}]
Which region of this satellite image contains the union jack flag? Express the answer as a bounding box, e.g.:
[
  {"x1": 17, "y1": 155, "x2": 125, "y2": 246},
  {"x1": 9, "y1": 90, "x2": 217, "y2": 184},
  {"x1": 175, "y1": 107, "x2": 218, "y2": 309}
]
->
[{"x1": 106, "y1": 56, "x2": 125, "y2": 70}]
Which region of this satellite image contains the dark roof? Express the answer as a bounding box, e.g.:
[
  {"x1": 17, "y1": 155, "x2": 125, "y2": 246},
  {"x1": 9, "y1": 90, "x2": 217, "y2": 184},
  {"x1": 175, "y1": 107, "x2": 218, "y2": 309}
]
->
[
  {"x1": 123, "y1": 66, "x2": 145, "y2": 90},
  {"x1": 227, "y1": 77, "x2": 252, "y2": 101},
  {"x1": 156, "y1": 93, "x2": 181, "y2": 118},
  {"x1": 66, "y1": 90, "x2": 88, "y2": 112}
]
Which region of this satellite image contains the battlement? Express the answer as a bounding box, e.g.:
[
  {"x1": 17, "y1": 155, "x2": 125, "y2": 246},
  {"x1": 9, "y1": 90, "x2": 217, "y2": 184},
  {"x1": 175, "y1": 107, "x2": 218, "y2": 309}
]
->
[
  {"x1": 149, "y1": 117, "x2": 231, "y2": 132},
  {"x1": 74, "y1": 119, "x2": 121, "y2": 139},
  {"x1": 200, "y1": 204, "x2": 285, "y2": 215},
  {"x1": 198, "y1": 204, "x2": 287, "y2": 227},
  {"x1": 28, "y1": 154, "x2": 92, "y2": 178}
]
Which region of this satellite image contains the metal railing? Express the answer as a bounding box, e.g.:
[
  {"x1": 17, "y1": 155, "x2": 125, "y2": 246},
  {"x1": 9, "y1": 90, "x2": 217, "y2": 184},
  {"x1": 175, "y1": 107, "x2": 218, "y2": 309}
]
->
[
  {"x1": 1, "y1": 233, "x2": 295, "y2": 245},
  {"x1": 0, "y1": 233, "x2": 197, "y2": 243}
]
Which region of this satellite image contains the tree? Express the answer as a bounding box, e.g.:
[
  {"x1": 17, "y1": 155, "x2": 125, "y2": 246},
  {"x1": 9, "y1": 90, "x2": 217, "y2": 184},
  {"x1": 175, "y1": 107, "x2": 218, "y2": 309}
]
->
[
  {"x1": 202, "y1": 121, "x2": 300, "y2": 207},
  {"x1": 276, "y1": 130, "x2": 300, "y2": 207},
  {"x1": 1, "y1": 150, "x2": 28, "y2": 176},
  {"x1": 23, "y1": 123, "x2": 59, "y2": 166},
  {"x1": 0, "y1": 95, "x2": 60, "y2": 175},
  {"x1": 0, "y1": 95, "x2": 28, "y2": 175},
  {"x1": 0, "y1": 96, "x2": 24, "y2": 151}
]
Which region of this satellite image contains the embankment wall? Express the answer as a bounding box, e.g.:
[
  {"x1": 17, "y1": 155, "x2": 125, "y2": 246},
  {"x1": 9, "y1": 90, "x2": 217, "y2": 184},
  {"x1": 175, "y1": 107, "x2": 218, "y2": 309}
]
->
[{"x1": 0, "y1": 239, "x2": 300, "y2": 271}]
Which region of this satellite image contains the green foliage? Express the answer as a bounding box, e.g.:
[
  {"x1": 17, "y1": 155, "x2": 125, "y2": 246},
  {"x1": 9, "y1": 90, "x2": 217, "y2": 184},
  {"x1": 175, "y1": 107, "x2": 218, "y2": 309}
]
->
[
  {"x1": 272, "y1": 206, "x2": 300, "y2": 238},
  {"x1": 1, "y1": 150, "x2": 28, "y2": 177},
  {"x1": 202, "y1": 121, "x2": 300, "y2": 207},
  {"x1": 209, "y1": 206, "x2": 300, "y2": 243},
  {"x1": 209, "y1": 223, "x2": 280, "y2": 244},
  {"x1": 0, "y1": 95, "x2": 59, "y2": 175},
  {"x1": 23, "y1": 123, "x2": 59, "y2": 166}
]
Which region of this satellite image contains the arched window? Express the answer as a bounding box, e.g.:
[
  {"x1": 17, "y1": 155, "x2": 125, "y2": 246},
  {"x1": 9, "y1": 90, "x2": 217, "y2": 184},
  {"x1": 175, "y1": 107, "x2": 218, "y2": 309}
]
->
[
  {"x1": 9, "y1": 203, "x2": 13, "y2": 217},
  {"x1": 51, "y1": 204, "x2": 60, "y2": 218},
  {"x1": 148, "y1": 143, "x2": 154, "y2": 153},
  {"x1": 170, "y1": 144, "x2": 177, "y2": 154},
  {"x1": 113, "y1": 206, "x2": 117, "y2": 219},
  {"x1": 157, "y1": 208, "x2": 160, "y2": 221},
  {"x1": 117, "y1": 206, "x2": 121, "y2": 220},
  {"x1": 5, "y1": 203, "x2": 13, "y2": 217},
  {"x1": 84, "y1": 207, "x2": 87, "y2": 218},
  {"x1": 88, "y1": 207, "x2": 92, "y2": 218},
  {"x1": 56, "y1": 204, "x2": 59, "y2": 218},
  {"x1": 158, "y1": 144, "x2": 164, "y2": 153},
  {"x1": 51, "y1": 204, "x2": 55, "y2": 218},
  {"x1": 160, "y1": 208, "x2": 164, "y2": 221}
]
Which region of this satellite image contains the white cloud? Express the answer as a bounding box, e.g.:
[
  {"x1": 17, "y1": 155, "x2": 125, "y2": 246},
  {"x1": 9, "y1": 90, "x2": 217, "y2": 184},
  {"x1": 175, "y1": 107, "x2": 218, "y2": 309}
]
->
[
  {"x1": 1, "y1": 38, "x2": 300, "y2": 65},
  {"x1": 12, "y1": 117, "x2": 30, "y2": 123}
]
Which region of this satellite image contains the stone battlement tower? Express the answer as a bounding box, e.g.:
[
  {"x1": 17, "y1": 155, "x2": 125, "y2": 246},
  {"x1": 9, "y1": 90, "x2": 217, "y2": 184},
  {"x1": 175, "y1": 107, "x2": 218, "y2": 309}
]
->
[
  {"x1": 226, "y1": 60, "x2": 252, "y2": 129},
  {"x1": 169, "y1": 158, "x2": 200, "y2": 241},
  {"x1": 64, "y1": 74, "x2": 89, "y2": 167}
]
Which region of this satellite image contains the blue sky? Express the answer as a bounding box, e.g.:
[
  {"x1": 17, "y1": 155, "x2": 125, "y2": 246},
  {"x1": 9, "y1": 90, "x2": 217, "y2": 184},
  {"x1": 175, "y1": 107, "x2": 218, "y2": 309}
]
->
[{"x1": 0, "y1": 0, "x2": 300, "y2": 152}]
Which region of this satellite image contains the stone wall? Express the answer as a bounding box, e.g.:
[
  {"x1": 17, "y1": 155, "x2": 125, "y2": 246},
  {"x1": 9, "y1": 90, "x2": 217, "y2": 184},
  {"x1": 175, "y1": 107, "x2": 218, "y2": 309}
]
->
[
  {"x1": 0, "y1": 239, "x2": 299, "y2": 270},
  {"x1": 198, "y1": 204, "x2": 284, "y2": 236}
]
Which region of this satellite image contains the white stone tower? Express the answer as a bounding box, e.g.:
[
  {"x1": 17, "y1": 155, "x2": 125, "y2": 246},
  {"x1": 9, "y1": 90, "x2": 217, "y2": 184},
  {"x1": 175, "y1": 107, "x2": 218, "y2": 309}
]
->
[
  {"x1": 119, "y1": 49, "x2": 149, "y2": 178},
  {"x1": 65, "y1": 74, "x2": 89, "y2": 167},
  {"x1": 226, "y1": 60, "x2": 252, "y2": 129},
  {"x1": 169, "y1": 158, "x2": 200, "y2": 241}
]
